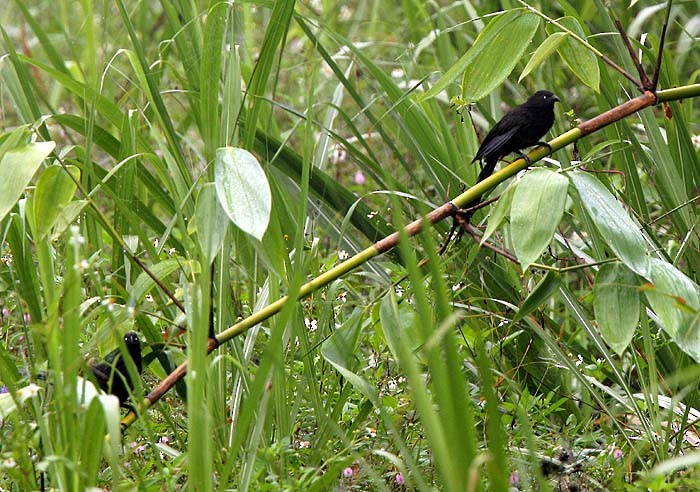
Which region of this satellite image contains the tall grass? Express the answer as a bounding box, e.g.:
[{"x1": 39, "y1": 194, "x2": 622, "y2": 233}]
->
[{"x1": 1, "y1": 1, "x2": 699, "y2": 490}]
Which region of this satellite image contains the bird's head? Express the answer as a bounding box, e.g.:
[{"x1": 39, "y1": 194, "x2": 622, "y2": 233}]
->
[
  {"x1": 528, "y1": 90, "x2": 560, "y2": 107},
  {"x1": 123, "y1": 332, "x2": 143, "y2": 368}
]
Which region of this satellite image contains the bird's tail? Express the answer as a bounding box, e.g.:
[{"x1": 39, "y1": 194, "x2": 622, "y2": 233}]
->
[
  {"x1": 462, "y1": 157, "x2": 497, "y2": 221},
  {"x1": 476, "y1": 158, "x2": 497, "y2": 184}
]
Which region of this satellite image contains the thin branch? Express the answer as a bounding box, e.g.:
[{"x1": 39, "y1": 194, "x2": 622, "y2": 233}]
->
[
  {"x1": 613, "y1": 19, "x2": 651, "y2": 90},
  {"x1": 651, "y1": 0, "x2": 673, "y2": 90}
]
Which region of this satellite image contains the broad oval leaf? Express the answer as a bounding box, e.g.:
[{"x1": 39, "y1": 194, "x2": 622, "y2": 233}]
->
[
  {"x1": 645, "y1": 258, "x2": 700, "y2": 361},
  {"x1": 519, "y1": 32, "x2": 568, "y2": 82},
  {"x1": 548, "y1": 17, "x2": 600, "y2": 92},
  {"x1": 0, "y1": 141, "x2": 55, "y2": 223},
  {"x1": 33, "y1": 164, "x2": 80, "y2": 240},
  {"x1": 570, "y1": 171, "x2": 650, "y2": 277},
  {"x1": 593, "y1": 263, "x2": 639, "y2": 355},
  {"x1": 511, "y1": 169, "x2": 568, "y2": 270},
  {"x1": 215, "y1": 147, "x2": 271, "y2": 241},
  {"x1": 461, "y1": 11, "x2": 540, "y2": 102}
]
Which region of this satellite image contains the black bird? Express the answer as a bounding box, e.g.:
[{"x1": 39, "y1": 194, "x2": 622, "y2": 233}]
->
[
  {"x1": 466, "y1": 90, "x2": 559, "y2": 219},
  {"x1": 89, "y1": 332, "x2": 142, "y2": 405}
]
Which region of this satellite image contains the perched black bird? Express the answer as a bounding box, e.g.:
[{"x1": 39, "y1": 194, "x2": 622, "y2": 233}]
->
[
  {"x1": 89, "y1": 332, "x2": 142, "y2": 405},
  {"x1": 473, "y1": 90, "x2": 559, "y2": 181},
  {"x1": 466, "y1": 90, "x2": 559, "y2": 218}
]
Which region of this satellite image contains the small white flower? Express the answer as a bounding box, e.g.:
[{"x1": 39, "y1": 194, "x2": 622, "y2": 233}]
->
[
  {"x1": 691, "y1": 134, "x2": 700, "y2": 149},
  {"x1": 338, "y1": 250, "x2": 349, "y2": 261},
  {"x1": 391, "y1": 69, "x2": 405, "y2": 79},
  {"x1": 304, "y1": 318, "x2": 318, "y2": 332},
  {"x1": 368, "y1": 352, "x2": 379, "y2": 368},
  {"x1": 339, "y1": 5, "x2": 352, "y2": 21},
  {"x1": 331, "y1": 145, "x2": 347, "y2": 165}
]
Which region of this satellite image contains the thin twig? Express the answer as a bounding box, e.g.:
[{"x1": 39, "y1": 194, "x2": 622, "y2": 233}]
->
[
  {"x1": 613, "y1": 19, "x2": 651, "y2": 90},
  {"x1": 651, "y1": 0, "x2": 673, "y2": 90}
]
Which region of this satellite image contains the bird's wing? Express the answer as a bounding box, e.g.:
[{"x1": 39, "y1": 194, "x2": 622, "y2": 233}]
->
[{"x1": 473, "y1": 124, "x2": 520, "y2": 162}]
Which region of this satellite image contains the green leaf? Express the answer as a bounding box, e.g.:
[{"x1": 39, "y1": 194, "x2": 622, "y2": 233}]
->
[
  {"x1": 461, "y1": 11, "x2": 540, "y2": 102},
  {"x1": 644, "y1": 258, "x2": 700, "y2": 361},
  {"x1": 593, "y1": 263, "x2": 639, "y2": 355},
  {"x1": 320, "y1": 312, "x2": 377, "y2": 403},
  {"x1": 215, "y1": 147, "x2": 272, "y2": 241},
  {"x1": 514, "y1": 271, "x2": 561, "y2": 322},
  {"x1": 511, "y1": 169, "x2": 569, "y2": 270},
  {"x1": 548, "y1": 17, "x2": 600, "y2": 92},
  {"x1": 0, "y1": 141, "x2": 55, "y2": 223},
  {"x1": 380, "y1": 292, "x2": 419, "y2": 362},
  {"x1": 128, "y1": 258, "x2": 194, "y2": 306},
  {"x1": 422, "y1": 10, "x2": 540, "y2": 102},
  {"x1": 519, "y1": 32, "x2": 568, "y2": 82},
  {"x1": 192, "y1": 183, "x2": 229, "y2": 265},
  {"x1": 33, "y1": 164, "x2": 80, "y2": 240},
  {"x1": 481, "y1": 180, "x2": 516, "y2": 244},
  {"x1": 570, "y1": 171, "x2": 650, "y2": 277}
]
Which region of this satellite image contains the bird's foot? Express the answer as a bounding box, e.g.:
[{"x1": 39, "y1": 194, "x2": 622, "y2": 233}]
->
[
  {"x1": 533, "y1": 141, "x2": 553, "y2": 154},
  {"x1": 514, "y1": 150, "x2": 532, "y2": 166}
]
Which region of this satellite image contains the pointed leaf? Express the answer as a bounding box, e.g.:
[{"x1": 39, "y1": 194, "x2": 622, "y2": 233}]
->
[
  {"x1": 511, "y1": 169, "x2": 568, "y2": 270},
  {"x1": 422, "y1": 10, "x2": 539, "y2": 102},
  {"x1": 548, "y1": 17, "x2": 600, "y2": 92},
  {"x1": 645, "y1": 258, "x2": 700, "y2": 361},
  {"x1": 461, "y1": 11, "x2": 540, "y2": 102},
  {"x1": 215, "y1": 147, "x2": 271, "y2": 241},
  {"x1": 321, "y1": 312, "x2": 377, "y2": 403},
  {"x1": 514, "y1": 271, "x2": 561, "y2": 322},
  {"x1": 594, "y1": 263, "x2": 639, "y2": 355},
  {"x1": 0, "y1": 141, "x2": 55, "y2": 222},
  {"x1": 193, "y1": 183, "x2": 229, "y2": 265},
  {"x1": 570, "y1": 171, "x2": 650, "y2": 277},
  {"x1": 33, "y1": 164, "x2": 80, "y2": 239},
  {"x1": 481, "y1": 180, "x2": 516, "y2": 244},
  {"x1": 519, "y1": 32, "x2": 568, "y2": 82}
]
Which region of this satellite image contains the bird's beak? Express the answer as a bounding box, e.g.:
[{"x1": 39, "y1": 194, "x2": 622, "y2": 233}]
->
[{"x1": 553, "y1": 95, "x2": 560, "y2": 102}]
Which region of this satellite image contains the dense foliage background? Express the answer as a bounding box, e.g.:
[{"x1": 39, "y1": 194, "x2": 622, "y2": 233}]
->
[{"x1": 1, "y1": 0, "x2": 699, "y2": 490}]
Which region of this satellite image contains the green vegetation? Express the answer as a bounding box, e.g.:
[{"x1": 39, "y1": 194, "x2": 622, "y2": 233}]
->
[{"x1": 1, "y1": 1, "x2": 699, "y2": 490}]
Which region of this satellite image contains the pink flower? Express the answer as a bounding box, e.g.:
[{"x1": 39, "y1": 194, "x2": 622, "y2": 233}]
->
[
  {"x1": 343, "y1": 467, "x2": 353, "y2": 478},
  {"x1": 509, "y1": 471, "x2": 519, "y2": 486},
  {"x1": 354, "y1": 170, "x2": 366, "y2": 185},
  {"x1": 395, "y1": 473, "x2": 405, "y2": 485},
  {"x1": 613, "y1": 448, "x2": 623, "y2": 460}
]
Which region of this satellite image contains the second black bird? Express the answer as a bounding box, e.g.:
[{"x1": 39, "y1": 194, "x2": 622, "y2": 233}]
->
[
  {"x1": 465, "y1": 90, "x2": 559, "y2": 220},
  {"x1": 89, "y1": 331, "x2": 142, "y2": 405}
]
